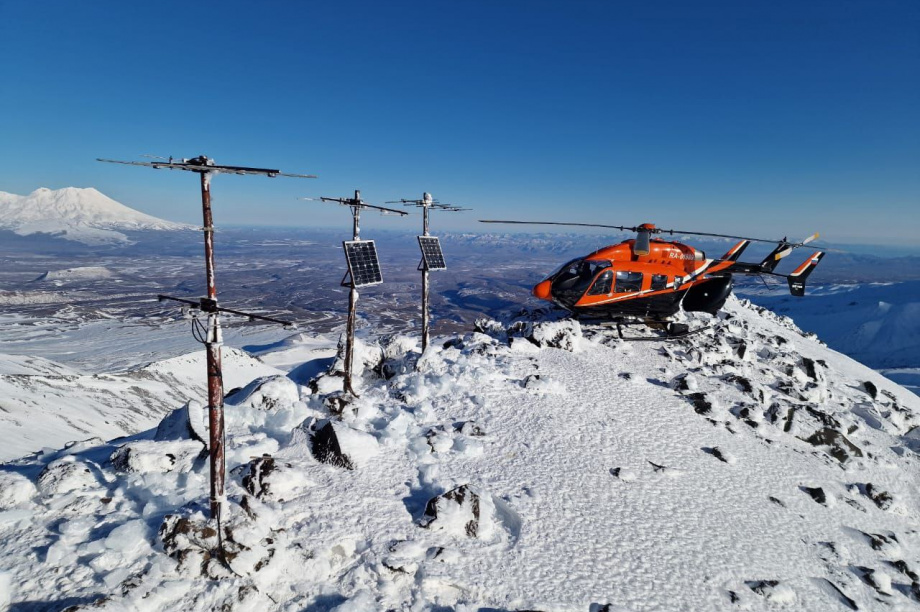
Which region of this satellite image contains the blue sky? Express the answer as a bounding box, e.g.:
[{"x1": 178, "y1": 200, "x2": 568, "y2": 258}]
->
[{"x1": 1, "y1": 0, "x2": 917, "y2": 244}]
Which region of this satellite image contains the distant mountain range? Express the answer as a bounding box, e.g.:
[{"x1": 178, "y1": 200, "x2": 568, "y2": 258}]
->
[{"x1": 0, "y1": 187, "x2": 193, "y2": 245}]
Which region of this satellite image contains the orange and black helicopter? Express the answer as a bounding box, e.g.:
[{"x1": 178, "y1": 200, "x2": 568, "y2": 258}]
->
[{"x1": 480, "y1": 220, "x2": 824, "y2": 338}]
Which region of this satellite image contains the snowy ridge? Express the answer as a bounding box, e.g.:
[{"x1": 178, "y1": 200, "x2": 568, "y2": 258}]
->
[
  {"x1": 0, "y1": 187, "x2": 192, "y2": 245},
  {"x1": 0, "y1": 348, "x2": 283, "y2": 461},
  {"x1": 1, "y1": 297, "x2": 920, "y2": 610}
]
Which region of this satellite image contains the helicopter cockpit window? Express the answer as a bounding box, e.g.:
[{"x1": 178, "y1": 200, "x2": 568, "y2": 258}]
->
[
  {"x1": 650, "y1": 274, "x2": 668, "y2": 291},
  {"x1": 552, "y1": 259, "x2": 611, "y2": 297},
  {"x1": 615, "y1": 271, "x2": 643, "y2": 293},
  {"x1": 587, "y1": 269, "x2": 613, "y2": 295}
]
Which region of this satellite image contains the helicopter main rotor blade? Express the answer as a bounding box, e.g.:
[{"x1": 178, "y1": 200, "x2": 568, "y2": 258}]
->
[
  {"x1": 656, "y1": 227, "x2": 789, "y2": 244},
  {"x1": 479, "y1": 220, "x2": 636, "y2": 232}
]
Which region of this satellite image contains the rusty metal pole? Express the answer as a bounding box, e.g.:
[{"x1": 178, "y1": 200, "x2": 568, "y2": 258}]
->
[
  {"x1": 343, "y1": 190, "x2": 360, "y2": 396},
  {"x1": 200, "y1": 169, "x2": 225, "y2": 520},
  {"x1": 421, "y1": 201, "x2": 430, "y2": 352}
]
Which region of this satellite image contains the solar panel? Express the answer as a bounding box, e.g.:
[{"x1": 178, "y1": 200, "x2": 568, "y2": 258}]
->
[
  {"x1": 343, "y1": 240, "x2": 383, "y2": 286},
  {"x1": 418, "y1": 236, "x2": 447, "y2": 270}
]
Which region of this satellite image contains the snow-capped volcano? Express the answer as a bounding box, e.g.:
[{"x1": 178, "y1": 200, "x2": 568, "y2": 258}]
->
[{"x1": 0, "y1": 187, "x2": 192, "y2": 245}]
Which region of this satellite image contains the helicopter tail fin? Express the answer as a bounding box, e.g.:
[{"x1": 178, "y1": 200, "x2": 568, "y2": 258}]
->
[
  {"x1": 760, "y1": 242, "x2": 791, "y2": 273},
  {"x1": 720, "y1": 240, "x2": 751, "y2": 262},
  {"x1": 787, "y1": 252, "x2": 825, "y2": 297}
]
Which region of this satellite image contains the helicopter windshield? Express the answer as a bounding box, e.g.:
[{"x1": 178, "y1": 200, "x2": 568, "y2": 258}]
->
[{"x1": 551, "y1": 259, "x2": 612, "y2": 298}]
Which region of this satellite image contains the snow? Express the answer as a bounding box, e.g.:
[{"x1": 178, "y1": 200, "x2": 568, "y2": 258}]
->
[
  {"x1": 1, "y1": 296, "x2": 919, "y2": 610},
  {"x1": 35, "y1": 266, "x2": 114, "y2": 281},
  {"x1": 0, "y1": 187, "x2": 193, "y2": 245},
  {"x1": 738, "y1": 281, "x2": 920, "y2": 372},
  {"x1": 0, "y1": 347, "x2": 283, "y2": 461}
]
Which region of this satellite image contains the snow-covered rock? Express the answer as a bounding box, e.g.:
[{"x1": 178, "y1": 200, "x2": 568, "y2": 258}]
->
[
  {"x1": 310, "y1": 420, "x2": 379, "y2": 470},
  {"x1": 0, "y1": 348, "x2": 283, "y2": 461}
]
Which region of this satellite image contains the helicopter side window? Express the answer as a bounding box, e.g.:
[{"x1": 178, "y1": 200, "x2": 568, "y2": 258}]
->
[
  {"x1": 615, "y1": 271, "x2": 643, "y2": 293},
  {"x1": 587, "y1": 270, "x2": 613, "y2": 295},
  {"x1": 650, "y1": 274, "x2": 668, "y2": 291}
]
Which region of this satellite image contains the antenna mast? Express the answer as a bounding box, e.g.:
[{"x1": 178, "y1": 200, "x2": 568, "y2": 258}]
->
[
  {"x1": 305, "y1": 190, "x2": 407, "y2": 395},
  {"x1": 388, "y1": 193, "x2": 468, "y2": 351},
  {"x1": 98, "y1": 155, "x2": 314, "y2": 522}
]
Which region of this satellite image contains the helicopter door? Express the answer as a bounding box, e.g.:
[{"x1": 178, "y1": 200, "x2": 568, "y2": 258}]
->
[
  {"x1": 614, "y1": 271, "x2": 643, "y2": 293},
  {"x1": 587, "y1": 269, "x2": 613, "y2": 295}
]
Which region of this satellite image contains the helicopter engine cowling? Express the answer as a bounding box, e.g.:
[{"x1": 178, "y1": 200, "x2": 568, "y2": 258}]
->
[{"x1": 682, "y1": 276, "x2": 732, "y2": 314}]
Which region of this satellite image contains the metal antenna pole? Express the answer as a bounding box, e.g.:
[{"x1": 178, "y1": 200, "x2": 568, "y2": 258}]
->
[
  {"x1": 387, "y1": 192, "x2": 469, "y2": 354},
  {"x1": 421, "y1": 195, "x2": 431, "y2": 351},
  {"x1": 344, "y1": 190, "x2": 361, "y2": 396},
  {"x1": 97, "y1": 154, "x2": 314, "y2": 521},
  {"x1": 199, "y1": 170, "x2": 226, "y2": 520},
  {"x1": 305, "y1": 190, "x2": 407, "y2": 396}
]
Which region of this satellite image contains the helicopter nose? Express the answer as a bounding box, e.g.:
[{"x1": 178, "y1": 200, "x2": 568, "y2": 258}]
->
[{"x1": 533, "y1": 279, "x2": 553, "y2": 301}]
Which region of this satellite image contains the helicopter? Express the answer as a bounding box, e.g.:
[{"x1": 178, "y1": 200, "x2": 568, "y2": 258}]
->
[{"x1": 479, "y1": 220, "x2": 825, "y2": 338}]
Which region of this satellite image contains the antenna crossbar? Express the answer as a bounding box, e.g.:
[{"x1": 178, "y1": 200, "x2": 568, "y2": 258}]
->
[
  {"x1": 98, "y1": 156, "x2": 317, "y2": 178},
  {"x1": 158, "y1": 295, "x2": 296, "y2": 328}
]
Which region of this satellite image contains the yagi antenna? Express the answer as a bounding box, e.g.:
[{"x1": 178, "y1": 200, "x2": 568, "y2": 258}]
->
[
  {"x1": 98, "y1": 154, "x2": 315, "y2": 524},
  {"x1": 305, "y1": 190, "x2": 408, "y2": 396},
  {"x1": 387, "y1": 192, "x2": 469, "y2": 352}
]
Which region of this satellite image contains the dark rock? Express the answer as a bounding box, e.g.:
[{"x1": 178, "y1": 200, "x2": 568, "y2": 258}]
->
[
  {"x1": 732, "y1": 340, "x2": 747, "y2": 360},
  {"x1": 852, "y1": 566, "x2": 890, "y2": 596},
  {"x1": 158, "y1": 514, "x2": 219, "y2": 577},
  {"x1": 862, "y1": 381, "x2": 878, "y2": 399},
  {"x1": 321, "y1": 391, "x2": 355, "y2": 416},
  {"x1": 442, "y1": 338, "x2": 463, "y2": 350},
  {"x1": 800, "y1": 486, "x2": 827, "y2": 505},
  {"x1": 783, "y1": 406, "x2": 797, "y2": 432},
  {"x1": 702, "y1": 447, "x2": 729, "y2": 463},
  {"x1": 454, "y1": 420, "x2": 486, "y2": 437},
  {"x1": 746, "y1": 580, "x2": 779, "y2": 595},
  {"x1": 801, "y1": 357, "x2": 818, "y2": 381},
  {"x1": 776, "y1": 381, "x2": 805, "y2": 401},
  {"x1": 310, "y1": 421, "x2": 371, "y2": 470},
  {"x1": 804, "y1": 406, "x2": 840, "y2": 429},
  {"x1": 768, "y1": 496, "x2": 786, "y2": 508},
  {"x1": 722, "y1": 374, "x2": 753, "y2": 394},
  {"x1": 865, "y1": 483, "x2": 893, "y2": 510},
  {"x1": 420, "y1": 484, "x2": 482, "y2": 537},
  {"x1": 862, "y1": 531, "x2": 898, "y2": 551},
  {"x1": 843, "y1": 498, "x2": 866, "y2": 513},
  {"x1": 685, "y1": 392, "x2": 712, "y2": 415},
  {"x1": 814, "y1": 578, "x2": 858, "y2": 610},
  {"x1": 673, "y1": 374, "x2": 694, "y2": 392},
  {"x1": 727, "y1": 590, "x2": 740, "y2": 603},
  {"x1": 802, "y1": 428, "x2": 863, "y2": 463},
  {"x1": 886, "y1": 560, "x2": 919, "y2": 582},
  {"x1": 242, "y1": 455, "x2": 283, "y2": 500}
]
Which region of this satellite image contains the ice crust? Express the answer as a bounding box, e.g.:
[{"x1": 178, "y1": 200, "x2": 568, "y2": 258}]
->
[{"x1": 1, "y1": 296, "x2": 919, "y2": 611}]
